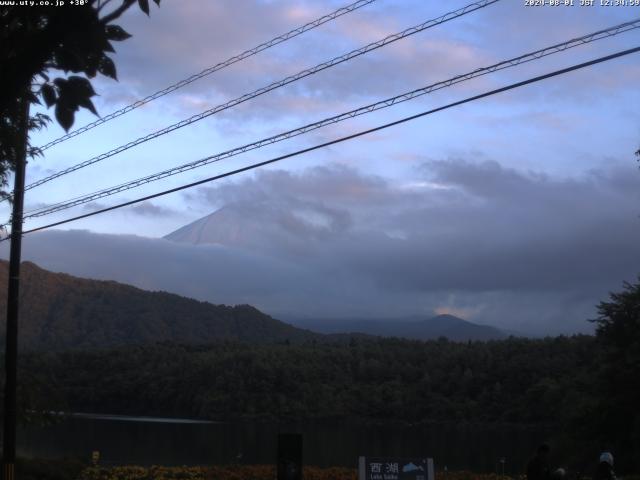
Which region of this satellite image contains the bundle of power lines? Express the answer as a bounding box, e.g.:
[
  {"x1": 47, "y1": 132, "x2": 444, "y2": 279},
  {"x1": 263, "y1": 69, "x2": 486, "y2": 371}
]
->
[{"x1": 2, "y1": 0, "x2": 639, "y2": 239}]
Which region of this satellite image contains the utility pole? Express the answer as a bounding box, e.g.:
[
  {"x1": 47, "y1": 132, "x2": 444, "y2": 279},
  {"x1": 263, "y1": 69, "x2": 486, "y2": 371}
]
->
[{"x1": 2, "y1": 95, "x2": 30, "y2": 480}]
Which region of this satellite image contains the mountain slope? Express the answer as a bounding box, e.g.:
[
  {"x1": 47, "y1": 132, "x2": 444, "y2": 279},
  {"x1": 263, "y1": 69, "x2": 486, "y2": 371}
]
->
[
  {"x1": 0, "y1": 260, "x2": 316, "y2": 351},
  {"x1": 164, "y1": 205, "x2": 269, "y2": 246},
  {"x1": 288, "y1": 314, "x2": 507, "y2": 341}
]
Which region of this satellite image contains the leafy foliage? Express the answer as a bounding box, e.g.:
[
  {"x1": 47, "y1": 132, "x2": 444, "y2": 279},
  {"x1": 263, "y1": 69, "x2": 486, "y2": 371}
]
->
[
  {"x1": 0, "y1": 0, "x2": 160, "y2": 196},
  {"x1": 587, "y1": 278, "x2": 640, "y2": 470}
]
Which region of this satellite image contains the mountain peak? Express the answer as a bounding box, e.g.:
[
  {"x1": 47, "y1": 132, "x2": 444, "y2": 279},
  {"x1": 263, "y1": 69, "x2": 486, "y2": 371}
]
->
[
  {"x1": 427, "y1": 313, "x2": 467, "y2": 323},
  {"x1": 164, "y1": 206, "x2": 249, "y2": 245}
]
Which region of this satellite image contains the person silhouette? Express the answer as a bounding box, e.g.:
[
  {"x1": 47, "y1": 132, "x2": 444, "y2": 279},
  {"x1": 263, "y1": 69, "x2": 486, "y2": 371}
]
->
[
  {"x1": 594, "y1": 452, "x2": 617, "y2": 480},
  {"x1": 526, "y1": 444, "x2": 551, "y2": 480}
]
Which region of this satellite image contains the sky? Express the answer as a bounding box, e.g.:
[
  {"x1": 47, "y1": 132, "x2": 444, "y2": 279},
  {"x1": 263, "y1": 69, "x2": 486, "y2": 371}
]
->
[{"x1": 1, "y1": 0, "x2": 639, "y2": 334}]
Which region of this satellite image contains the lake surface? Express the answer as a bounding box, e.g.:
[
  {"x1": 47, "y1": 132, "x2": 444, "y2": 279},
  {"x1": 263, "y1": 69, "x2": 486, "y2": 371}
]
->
[{"x1": 17, "y1": 415, "x2": 548, "y2": 474}]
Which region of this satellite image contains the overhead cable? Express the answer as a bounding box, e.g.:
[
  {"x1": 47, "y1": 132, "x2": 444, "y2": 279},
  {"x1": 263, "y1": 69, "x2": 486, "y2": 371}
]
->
[
  {"x1": 22, "y1": 0, "x2": 500, "y2": 193},
  {"x1": 37, "y1": 0, "x2": 379, "y2": 152},
  {"x1": 5, "y1": 45, "x2": 638, "y2": 240},
  {"x1": 21, "y1": 18, "x2": 640, "y2": 219}
]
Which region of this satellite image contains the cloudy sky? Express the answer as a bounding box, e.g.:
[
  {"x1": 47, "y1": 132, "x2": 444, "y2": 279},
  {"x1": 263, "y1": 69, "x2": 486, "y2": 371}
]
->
[{"x1": 1, "y1": 0, "x2": 639, "y2": 334}]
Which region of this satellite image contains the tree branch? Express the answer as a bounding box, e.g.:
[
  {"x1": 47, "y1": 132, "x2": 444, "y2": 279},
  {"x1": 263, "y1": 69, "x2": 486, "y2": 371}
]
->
[
  {"x1": 99, "y1": 0, "x2": 136, "y2": 25},
  {"x1": 96, "y1": 0, "x2": 116, "y2": 14}
]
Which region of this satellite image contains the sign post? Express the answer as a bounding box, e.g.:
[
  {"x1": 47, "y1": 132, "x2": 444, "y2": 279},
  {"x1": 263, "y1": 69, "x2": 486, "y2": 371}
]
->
[{"x1": 358, "y1": 457, "x2": 434, "y2": 480}]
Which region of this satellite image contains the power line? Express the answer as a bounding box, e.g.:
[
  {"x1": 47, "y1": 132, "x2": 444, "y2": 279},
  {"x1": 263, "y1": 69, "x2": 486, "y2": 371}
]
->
[
  {"x1": 21, "y1": 0, "x2": 500, "y2": 193},
  {"x1": 20, "y1": 18, "x2": 640, "y2": 220},
  {"x1": 36, "y1": 0, "x2": 379, "y2": 152},
  {"x1": 5, "y1": 45, "x2": 638, "y2": 241}
]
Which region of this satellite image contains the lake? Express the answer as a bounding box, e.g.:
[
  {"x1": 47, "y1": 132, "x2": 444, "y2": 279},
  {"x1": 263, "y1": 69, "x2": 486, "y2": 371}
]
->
[{"x1": 17, "y1": 414, "x2": 549, "y2": 474}]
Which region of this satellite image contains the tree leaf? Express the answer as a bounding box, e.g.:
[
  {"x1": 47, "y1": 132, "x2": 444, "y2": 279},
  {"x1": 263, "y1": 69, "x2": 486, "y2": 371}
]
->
[
  {"x1": 53, "y1": 47, "x2": 84, "y2": 73},
  {"x1": 28, "y1": 91, "x2": 42, "y2": 106},
  {"x1": 105, "y1": 25, "x2": 132, "y2": 42},
  {"x1": 29, "y1": 113, "x2": 51, "y2": 132},
  {"x1": 78, "y1": 97, "x2": 99, "y2": 116},
  {"x1": 138, "y1": 0, "x2": 150, "y2": 15},
  {"x1": 67, "y1": 76, "x2": 96, "y2": 97},
  {"x1": 53, "y1": 75, "x2": 98, "y2": 127},
  {"x1": 41, "y1": 84, "x2": 57, "y2": 108},
  {"x1": 55, "y1": 104, "x2": 75, "y2": 132},
  {"x1": 98, "y1": 56, "x2": 117, "y2": 80},
  {"x1": 82, "y1": 52, "x2": 101, "y2": 78}
]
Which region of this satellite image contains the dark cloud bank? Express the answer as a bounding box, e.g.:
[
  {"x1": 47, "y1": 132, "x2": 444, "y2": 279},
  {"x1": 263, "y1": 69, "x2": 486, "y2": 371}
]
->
[{"x1": 3, "y1": 158, "x2": 638, "y2": 335}]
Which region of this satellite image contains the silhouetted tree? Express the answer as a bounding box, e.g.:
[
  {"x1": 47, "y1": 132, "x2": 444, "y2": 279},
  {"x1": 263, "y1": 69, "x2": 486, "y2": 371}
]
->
[
  {"x1": 590, "y1": 278, "x2": 640, "y2": 471},
  {"x1": 0, "y1": 0, "x2": 160, "y2": 197}
]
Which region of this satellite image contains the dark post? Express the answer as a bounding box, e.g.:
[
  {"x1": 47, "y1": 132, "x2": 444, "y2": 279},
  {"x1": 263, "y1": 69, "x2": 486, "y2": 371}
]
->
[
  {"x1": 277, "y1": 433, "x2": 303, "y2": 480},
  {"x1": 2, "y1": 95, "x2": 30, "y2": 480}
]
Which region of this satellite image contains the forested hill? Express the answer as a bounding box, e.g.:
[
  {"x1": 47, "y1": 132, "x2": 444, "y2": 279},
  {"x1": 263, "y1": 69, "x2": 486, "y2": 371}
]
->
[
  {"x1": 0, "y1": 260, "x2": 509, "y2": 351},
  {"x1": 289, "y1": 314, "x2": 507, "y2": 341},
  {"x1": 0, "y1": 260, "x2": 317, "y2": 350}
]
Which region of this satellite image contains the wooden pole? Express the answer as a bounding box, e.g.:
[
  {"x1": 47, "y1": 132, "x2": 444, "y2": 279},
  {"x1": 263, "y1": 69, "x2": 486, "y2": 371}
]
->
[{"x1": 2, "y1": 95, "x2": 30, "y2": 480}]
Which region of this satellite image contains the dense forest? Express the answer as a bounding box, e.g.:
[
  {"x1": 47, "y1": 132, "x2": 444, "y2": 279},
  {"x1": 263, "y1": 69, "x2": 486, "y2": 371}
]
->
[
  {"x1": 18, "y1": 336, "x2": 594, "y2": 425},
  {"x1": 14, "y1": 334, "x2": 631, "y2": 470}
]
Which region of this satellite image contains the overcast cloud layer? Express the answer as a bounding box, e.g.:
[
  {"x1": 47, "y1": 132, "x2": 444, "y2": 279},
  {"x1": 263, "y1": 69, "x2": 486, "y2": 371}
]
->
[{"x1": 3, "y1": 157, "x2": 638, "y2": 335}]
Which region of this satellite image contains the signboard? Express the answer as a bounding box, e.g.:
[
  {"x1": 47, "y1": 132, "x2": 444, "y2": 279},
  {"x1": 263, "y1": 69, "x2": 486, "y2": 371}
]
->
[{"x1": 358, "y1": 457, "x2": 434, "y2": 480}]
